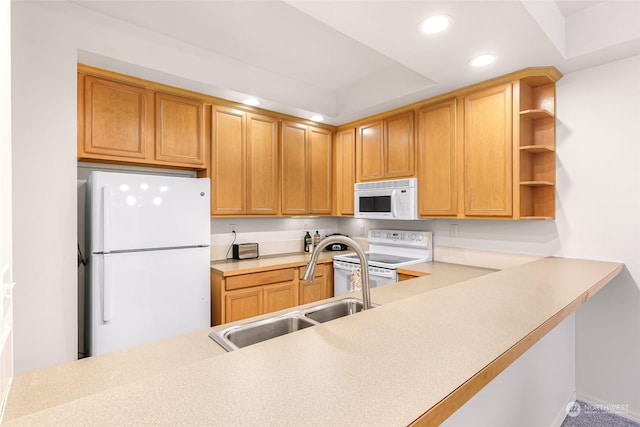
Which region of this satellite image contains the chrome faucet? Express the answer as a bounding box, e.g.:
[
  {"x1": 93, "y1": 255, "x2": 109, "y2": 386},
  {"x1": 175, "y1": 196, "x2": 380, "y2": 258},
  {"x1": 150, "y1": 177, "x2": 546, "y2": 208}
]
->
[{"x1": 301, "y1": 235, "x2": 372, "y2": 310}]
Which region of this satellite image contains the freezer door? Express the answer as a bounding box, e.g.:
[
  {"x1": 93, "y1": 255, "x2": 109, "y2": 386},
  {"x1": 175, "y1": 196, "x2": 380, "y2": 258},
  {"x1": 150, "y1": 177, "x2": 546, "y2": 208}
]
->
[
  {"x1": 88, "y1": 247, "x2": 210, "y2": 356},
  {"x1": 88, "y1": 171, "x2": 210, "y2": 253}
]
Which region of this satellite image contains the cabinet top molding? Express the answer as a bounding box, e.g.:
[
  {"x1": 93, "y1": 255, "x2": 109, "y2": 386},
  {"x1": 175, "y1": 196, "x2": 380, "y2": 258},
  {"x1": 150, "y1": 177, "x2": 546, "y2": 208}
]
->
[
  {"x1": 78, "y1": 63, "x2": 561, "y2": 131},
  {"x1": 338, "y1": 66, "x2": 563, "y2": 130}
]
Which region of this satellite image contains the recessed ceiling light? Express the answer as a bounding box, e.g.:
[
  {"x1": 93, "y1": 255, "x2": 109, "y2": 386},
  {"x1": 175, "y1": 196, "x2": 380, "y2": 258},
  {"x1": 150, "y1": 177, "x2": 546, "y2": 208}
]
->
[
  {"x1": 418, "y1": 15, "x2": 451, "y2": 34},
  {"x1": 242, "y1": 98, "x2": 260, "y2": 106},
  {"x1": 469, "y1": 54, "x2": 496, "y2": 67},
  {"x1": 310, "y1": 115, "x2": 324, "y2": 122}
]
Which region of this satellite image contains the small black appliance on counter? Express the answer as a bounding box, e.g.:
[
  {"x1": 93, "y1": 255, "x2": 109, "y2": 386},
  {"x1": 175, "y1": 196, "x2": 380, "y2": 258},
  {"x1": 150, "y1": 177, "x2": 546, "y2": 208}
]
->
[{"x1": 323, "y1": 233, "x2": 349, "y2": 251}]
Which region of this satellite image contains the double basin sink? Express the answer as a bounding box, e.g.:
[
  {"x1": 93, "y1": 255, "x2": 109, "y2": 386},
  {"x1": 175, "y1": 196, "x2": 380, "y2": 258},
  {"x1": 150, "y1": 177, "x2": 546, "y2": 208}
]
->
[{"x1": 209, "y1": 298, "x2": 377, "y2": 351}]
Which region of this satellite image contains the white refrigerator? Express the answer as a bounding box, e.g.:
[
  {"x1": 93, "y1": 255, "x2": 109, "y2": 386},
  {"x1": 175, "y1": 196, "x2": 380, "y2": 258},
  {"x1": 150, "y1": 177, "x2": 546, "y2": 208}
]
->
[{"x1": 86, "y1": 171, "x2": 210, "y2": 356}]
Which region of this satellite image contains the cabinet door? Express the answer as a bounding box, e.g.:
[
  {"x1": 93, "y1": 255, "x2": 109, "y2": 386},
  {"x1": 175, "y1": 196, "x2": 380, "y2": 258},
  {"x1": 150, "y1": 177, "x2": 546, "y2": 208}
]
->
[
  {"x1": 211, "y1": 106, "x2": 246, "y2": 215},
  {"x1": 417, "y1": 99, "x2": 458, "y2": 216},
  {"x1": 247, "y1": 114, "x2": 279, "y2": 215},
  {"x1": 335, "y1": 128, "x2": 356, "y2": 215},
  {"x1": 225, "y1": 287, "x2": 262, "y2": 323},
  {"x1": 79, "y1": 74, "x2": 153, "y2": 161},
  {"x1": 155, "y1": 92, "x2": 206, "y2": 167},
  {"x1": 299, "y1": 264, "x2": 327, "y2": 305},
  {"x1": 463, "y1": 83, "x2": 513, "y2": 217},
  {"x1": 308, "y1": 126, "x2": 332, "y2": 214},
  {"x1": 356, "y1": 121, "x2": 384, "y2": 181},
  {"x1": 385, "y1": 111, "x2": 415, "y2": 178},
  {"x1": 263, "y1": 282, "x2": 298, "y2": 315},
  {"x1": 281, "y1": 121, "x2": 308, "y2": 215}
]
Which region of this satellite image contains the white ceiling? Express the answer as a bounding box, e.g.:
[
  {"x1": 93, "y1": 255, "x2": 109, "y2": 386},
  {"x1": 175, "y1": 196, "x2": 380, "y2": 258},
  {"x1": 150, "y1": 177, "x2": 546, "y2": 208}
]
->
[{"x1": 72, "y1": 0, "x2": 640, "y2": 125}]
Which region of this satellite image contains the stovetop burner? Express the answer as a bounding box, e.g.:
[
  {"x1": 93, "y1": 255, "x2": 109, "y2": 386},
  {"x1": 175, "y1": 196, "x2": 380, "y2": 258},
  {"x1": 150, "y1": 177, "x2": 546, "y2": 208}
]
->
[
  {"x1": 333, "y1": 229, "x2": 433, "y2": 270},
  {"x1": 340, "y1": 253, "x2": 420, "y2": 266}
]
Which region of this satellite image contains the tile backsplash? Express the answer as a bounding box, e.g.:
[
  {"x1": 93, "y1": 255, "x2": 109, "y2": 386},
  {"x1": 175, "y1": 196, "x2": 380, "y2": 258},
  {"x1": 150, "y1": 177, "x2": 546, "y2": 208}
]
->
[{"x1": 210, "y1": 217, "x2": 341, "y2": 260}]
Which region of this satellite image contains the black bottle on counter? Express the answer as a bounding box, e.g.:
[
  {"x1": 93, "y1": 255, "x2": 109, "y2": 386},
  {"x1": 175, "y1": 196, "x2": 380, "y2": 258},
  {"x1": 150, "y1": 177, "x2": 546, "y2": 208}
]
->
[{"x1": 304, "y1": 231, "x2": 312, "y2": 253}]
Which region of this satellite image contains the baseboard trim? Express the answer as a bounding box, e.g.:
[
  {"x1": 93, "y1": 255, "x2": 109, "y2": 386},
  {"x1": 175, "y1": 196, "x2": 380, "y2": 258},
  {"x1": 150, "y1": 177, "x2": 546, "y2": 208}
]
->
[
  {"x1": 550, "y1": 391, "x2": 578, "y2": 427},
  {"x1": 576, "y1": 392, "x2": 640, "y2": 423}
]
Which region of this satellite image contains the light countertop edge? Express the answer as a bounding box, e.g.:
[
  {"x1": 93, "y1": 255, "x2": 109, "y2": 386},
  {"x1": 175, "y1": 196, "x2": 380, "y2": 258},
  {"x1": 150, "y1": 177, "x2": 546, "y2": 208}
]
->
[{"x1": 3, "y1": 257, "x2": 624, "y2": 426}]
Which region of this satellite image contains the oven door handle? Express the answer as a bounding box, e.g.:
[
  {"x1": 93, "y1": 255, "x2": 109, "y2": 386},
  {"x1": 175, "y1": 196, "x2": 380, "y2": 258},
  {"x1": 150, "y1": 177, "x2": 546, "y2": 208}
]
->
[{"x1": 368, "y1": 267, "x2": 395, "y2": 279}]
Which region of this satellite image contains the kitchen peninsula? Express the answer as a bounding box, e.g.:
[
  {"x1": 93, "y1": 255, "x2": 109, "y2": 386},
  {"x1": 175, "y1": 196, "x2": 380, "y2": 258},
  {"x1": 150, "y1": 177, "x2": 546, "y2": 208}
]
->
[{"x1": 3, "y1": 257, "x2": 623, "y2": 426}]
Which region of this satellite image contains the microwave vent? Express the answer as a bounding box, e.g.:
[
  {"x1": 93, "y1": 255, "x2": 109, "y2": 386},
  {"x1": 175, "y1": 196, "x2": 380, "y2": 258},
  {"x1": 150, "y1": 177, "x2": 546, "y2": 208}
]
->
[{"x1": 355, "y1": 178, "x2": 416, "y2": 191}]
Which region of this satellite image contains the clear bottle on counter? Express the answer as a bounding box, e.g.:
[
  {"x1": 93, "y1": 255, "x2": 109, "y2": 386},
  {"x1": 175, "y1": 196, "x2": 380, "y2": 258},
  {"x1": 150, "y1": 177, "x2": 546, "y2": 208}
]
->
[{"x1": 313, "y1": 230, "x2": 321, "y2": 248}]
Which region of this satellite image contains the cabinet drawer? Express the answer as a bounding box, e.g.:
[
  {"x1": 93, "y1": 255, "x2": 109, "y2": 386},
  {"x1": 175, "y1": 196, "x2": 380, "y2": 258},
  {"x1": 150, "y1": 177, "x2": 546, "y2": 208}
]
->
[
  {"x1": 298, "y1": 263, "x2": 325, "y2": 279},
  {"x1": 226, "y1": 268, "x2": 295, "y2": 291}
]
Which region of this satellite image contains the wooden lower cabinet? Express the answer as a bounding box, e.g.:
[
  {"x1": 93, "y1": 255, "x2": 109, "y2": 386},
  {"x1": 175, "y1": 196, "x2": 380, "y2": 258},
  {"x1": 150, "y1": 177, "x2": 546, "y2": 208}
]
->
[
  {"x1": 225, "y1": 287, "x2": 262, "y2": 323},
  {"x1": 263, "y1": 282, "x2": 298, "y2": 314},
  {"x1": 211, "y1": 262, "x2": 334, "y2": 326},
  {"x1": 298, "y1": 264, "x2": 333, "y2": 305}
]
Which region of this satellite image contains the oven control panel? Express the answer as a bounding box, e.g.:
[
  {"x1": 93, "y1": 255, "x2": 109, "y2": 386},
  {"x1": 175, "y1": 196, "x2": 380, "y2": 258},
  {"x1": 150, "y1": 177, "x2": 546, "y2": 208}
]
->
[{"x1": 368, "y1": 229, "x2": 432, "y2": 248}]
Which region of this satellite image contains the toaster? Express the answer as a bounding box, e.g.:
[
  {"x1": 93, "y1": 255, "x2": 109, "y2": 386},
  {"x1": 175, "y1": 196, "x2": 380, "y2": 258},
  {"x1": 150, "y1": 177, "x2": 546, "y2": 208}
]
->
[{"x1": 232, "y1": 243, "x2": 259, "y2": 260}]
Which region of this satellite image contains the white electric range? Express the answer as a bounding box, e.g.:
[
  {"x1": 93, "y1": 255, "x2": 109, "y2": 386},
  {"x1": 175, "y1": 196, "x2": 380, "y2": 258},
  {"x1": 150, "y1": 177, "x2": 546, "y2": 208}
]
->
[{"x1": 333, "y1": 229, "x2": 433, "y2": 296}]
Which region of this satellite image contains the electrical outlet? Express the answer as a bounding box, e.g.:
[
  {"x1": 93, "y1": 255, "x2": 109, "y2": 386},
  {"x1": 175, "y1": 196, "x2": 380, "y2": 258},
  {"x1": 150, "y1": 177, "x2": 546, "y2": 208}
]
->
[
  {"x1": 449, "y1": 224, "x2": 459, "y2": 237},
  {"x1": 360, "y1": 225, "x2": 365, "y2": 236},
  {"x1": 230, "y1": 224, "x2": 238, "y2": 233}
]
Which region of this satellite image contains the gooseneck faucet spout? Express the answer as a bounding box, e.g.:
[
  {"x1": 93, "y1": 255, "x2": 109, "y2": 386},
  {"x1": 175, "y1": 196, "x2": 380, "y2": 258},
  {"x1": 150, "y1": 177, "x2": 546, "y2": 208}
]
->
[{"x1": 301, "y1": 235, "x2": 372, "y2": 310}]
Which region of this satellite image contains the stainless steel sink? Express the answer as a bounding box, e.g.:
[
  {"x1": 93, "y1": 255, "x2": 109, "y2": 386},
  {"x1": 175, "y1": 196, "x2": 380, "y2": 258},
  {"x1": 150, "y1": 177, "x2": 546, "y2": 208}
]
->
[
  {"x1": 303, "y1": 298, "x2": 375, "y2": 323},
  {"x1": 209, "y1": 298, "x2": 378, "y2": 351},
  {"x1": 211, "y1": 315, "x2": 317, "y2": 351}
]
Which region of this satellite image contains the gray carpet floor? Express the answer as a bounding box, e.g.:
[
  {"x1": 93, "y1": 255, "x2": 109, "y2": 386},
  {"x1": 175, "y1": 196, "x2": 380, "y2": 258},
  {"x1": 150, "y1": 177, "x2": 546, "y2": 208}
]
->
[{"x1": 561, "y1": 401, "x2": 640, "y2": 427}]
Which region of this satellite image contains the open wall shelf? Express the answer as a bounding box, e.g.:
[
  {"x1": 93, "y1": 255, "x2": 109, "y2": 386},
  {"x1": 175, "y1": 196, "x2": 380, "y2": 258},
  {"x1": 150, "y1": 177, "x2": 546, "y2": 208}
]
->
[{"x1": 518, "y1": 76, "x2": 557, "y2": 219}]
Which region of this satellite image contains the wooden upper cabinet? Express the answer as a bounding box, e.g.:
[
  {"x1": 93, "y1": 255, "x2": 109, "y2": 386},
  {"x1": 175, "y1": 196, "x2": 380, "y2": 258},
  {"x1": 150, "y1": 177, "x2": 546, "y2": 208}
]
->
[
  {"x1": 385, "y1": 111, "x2": 415, "y2": 178},
  {"x1": 78, "y1": 71, "x2": 207, "y2": 169},
  {"x1": 356, "y1": 111, "x2": 414, "y2": 182},
  {"x1": 154, "y1": 92, "x2": 206, "y2": 167},
  {"x1": 308, "y1": 127, "x2": 332, "y2": 214},
  {"x1": 79, "y1": 74, "x2": 153, "y2": 161},
  {"x1": 335, "y1": 128, "x2": 356, "y2": 216},
  {"x1": 281, "y1": 121, "x2": 332, "y2": 215},
  {"x1": 211, "y1": 108, "x2": 279, "y2": 216},
  {"x1": 357, "y1": 121, "x2": 384, "y2": 181},
  {"x1": 417, "y1": 99, "x2": 458, "y2": 217},
  {"x1": 463, "y1": 83, "x2": 513, "y2": 217},
  {"x1": 281, "y1": 121, "x2": 308, "y2": 215},
  {"x1": 246, "y1": 113, "x2": 279, "y2": 215},
  {"x1": 211, "y1": 106, "x2": 246, "y2": 215}
]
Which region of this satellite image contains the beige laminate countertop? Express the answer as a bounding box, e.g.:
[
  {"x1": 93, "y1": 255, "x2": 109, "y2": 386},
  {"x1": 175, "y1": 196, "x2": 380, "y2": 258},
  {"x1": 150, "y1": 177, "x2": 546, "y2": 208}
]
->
[{"x1": 4, "y1": 257, "x2": 623, "y2": 426}]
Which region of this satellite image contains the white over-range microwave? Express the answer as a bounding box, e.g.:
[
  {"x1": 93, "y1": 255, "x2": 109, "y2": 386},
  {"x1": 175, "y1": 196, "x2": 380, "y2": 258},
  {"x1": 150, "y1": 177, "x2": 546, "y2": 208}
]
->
[{"x1": 354, "y1": 178, "x2": 418, "y2": 220}]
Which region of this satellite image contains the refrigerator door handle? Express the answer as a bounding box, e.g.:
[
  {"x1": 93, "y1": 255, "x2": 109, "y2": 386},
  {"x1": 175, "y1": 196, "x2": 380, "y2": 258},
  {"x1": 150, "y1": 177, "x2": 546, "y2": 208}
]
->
[
  {"x1": 102, "y1": 186, "x2": 112, "y2": 254},
  {"x1": 103, "y1": 254, "x2": 113, "y2": 322}
]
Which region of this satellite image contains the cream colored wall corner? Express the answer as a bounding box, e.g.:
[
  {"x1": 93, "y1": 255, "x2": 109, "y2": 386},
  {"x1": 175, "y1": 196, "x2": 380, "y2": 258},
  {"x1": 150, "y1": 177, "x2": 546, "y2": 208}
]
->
[{"x1": 0, "y1": 0, "x2": 13, "y2": 419}]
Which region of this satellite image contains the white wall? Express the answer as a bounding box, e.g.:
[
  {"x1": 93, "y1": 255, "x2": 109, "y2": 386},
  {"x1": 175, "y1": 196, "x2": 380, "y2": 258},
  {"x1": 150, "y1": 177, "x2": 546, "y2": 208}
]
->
[
  {"x1": 1, "y1": 0, "x2": 14, "y2": 417},
  {"x1": 442, "y1": 314, "x2": 576, "y2": 427},
  {"x1": 558, "y1": 56, "x2": 640, "y2": 419},
  {"x1": 210, "y1": 217, "x2": 340, "y2": 260},
  {"x1": 11, "y1": 2, "x2": 79, "y2": 373}
]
